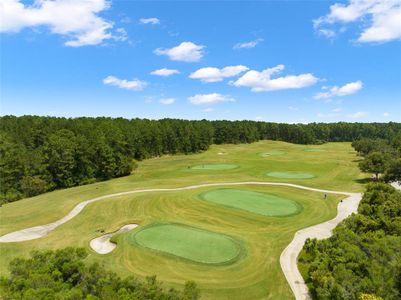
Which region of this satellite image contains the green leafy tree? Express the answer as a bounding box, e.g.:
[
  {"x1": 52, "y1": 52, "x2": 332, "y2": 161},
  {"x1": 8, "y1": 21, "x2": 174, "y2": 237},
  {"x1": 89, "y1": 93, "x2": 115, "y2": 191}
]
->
[
  {"x1": 384, "y1": 158, "x2": 401, "y2": 184},
  {"x1": 359, "y1": 152, "x2": 389, "y2": 180},
  {"x1": 0, "y1": 247, "x2": 200, "y2": 300}
]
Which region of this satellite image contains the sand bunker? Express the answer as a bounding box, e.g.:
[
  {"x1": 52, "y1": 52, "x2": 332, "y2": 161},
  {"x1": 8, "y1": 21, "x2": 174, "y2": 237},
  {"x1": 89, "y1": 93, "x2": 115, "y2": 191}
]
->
[
  {"x1": 266, "y1": 172, "x2": 316, "y2": 179},
  {"x1": 90, "y1": 224, "x2": 138, "y2": 254},
  {"x1": 191, "y1": 164, "x2": 239, "y2": 170}
]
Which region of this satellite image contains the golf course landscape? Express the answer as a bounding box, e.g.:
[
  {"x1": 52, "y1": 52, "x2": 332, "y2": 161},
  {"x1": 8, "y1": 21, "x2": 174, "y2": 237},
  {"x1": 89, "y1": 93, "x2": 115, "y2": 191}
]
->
[{"x1": 0, "y1": 140, "x2": 366, "y2": 299}]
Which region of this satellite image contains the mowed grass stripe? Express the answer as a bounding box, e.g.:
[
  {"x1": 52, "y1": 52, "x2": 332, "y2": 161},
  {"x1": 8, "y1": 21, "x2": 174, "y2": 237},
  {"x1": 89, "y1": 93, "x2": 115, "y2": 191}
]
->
[
  {"x1": 199, "y1": 188, "x2": 302, "y2": 217},
  {"x1": 266, "y1": 172, "x2": 316, "y2": 179},
  {"x1": 190, "y1": 164, "x2": 239, "y2": 170},
  {"x1": 130, "y1": 223, "x2": 243, "y2": 264}
]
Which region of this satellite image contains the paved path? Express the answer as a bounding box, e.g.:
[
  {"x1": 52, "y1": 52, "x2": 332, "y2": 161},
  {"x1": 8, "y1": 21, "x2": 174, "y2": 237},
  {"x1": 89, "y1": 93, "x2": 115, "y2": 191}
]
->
[
  {"x1": 280, "y1": 192, "x2": 362, "y2": 300},
  {"x1": 90, "y1": 224, "x2": 138, "y2": 254},
  {"x1": 0, "y1": 181, "x2": 362, "y2": 300}
]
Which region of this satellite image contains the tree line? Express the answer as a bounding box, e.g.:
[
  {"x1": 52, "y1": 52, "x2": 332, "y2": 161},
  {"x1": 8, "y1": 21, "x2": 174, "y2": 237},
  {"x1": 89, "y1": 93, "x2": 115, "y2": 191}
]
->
[
  {"x1": 352, "y1": 137, "x2": 401, "y2": 182},
  {"x1": 298, "y1": 183, "x2": 401, "y2": 300},
  {"x1": 1, "y1": 115, "x2": 400, "y2": 203},
  {"x1": 0, "y1": 247, "x2": 200, "y2": 300}
]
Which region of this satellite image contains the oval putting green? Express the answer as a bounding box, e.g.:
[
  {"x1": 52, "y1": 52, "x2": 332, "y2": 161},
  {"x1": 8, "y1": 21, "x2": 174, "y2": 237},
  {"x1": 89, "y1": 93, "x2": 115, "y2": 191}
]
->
[
  {"x1": 130, "y1": 224, "x2": 243, "y2": 264},
  {"x1": 199, "y1": 188, "x2": 302, "y2": 217},
  {"x1": 266, "y1": 171, "x2": 316, "y2": 179},
  {"x1": 190, "y1": 164, "x2": 239, "y2": 170},
  {"x1": 259, "y1": 150, "x2": 286, "y2": 157}
]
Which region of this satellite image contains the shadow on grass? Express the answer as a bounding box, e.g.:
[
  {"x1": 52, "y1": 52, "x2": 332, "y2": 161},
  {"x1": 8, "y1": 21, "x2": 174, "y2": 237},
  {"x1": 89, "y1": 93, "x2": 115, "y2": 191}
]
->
[{"x1": 354, "y1": 178, "x2": 372, "y2": 184}]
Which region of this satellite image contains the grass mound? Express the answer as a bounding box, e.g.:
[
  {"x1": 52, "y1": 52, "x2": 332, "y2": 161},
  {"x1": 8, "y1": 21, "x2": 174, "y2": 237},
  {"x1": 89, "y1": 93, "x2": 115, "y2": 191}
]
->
[
  {"x1": 199, "y1": 188, "x2": 302, "y2": 217},
  {"x1": 130, "y1": 223, "x2": 243, "y2": 264},
  {"x1": 259, "y1": 150, "x2": 286, "y2": 157},
  {"x1": 266, "y1": 171, "x2": 316, "y2": 179},
  {"x1": 190, "y1": 164, "x2": 239, "y2": 170}
]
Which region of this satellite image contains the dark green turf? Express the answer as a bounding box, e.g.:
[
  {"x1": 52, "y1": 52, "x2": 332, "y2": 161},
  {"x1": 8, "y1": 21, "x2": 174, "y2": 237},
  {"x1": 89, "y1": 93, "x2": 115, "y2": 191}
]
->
[
  {"x1": 199, "y1": 188, "x2": 302, "y2": 217},
  {"x1": 130, "y1": 223, "x2": 243, "y2": 264}
]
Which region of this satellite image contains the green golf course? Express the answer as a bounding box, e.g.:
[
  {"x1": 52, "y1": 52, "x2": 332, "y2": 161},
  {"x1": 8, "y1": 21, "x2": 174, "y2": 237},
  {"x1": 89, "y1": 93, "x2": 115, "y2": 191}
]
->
[
  {"x1": 266, "y1": 171, "x2": 316, "y2": 179},
  {"x1": 0, "y1": 140, "x2": 367, "y2": 299},
  {"x1": 190, "y1": 164, "x2": 239, "y2": 170},
  {"x1": 199, "y1": 188, "x2": 302, "y2": 217},
  {"x1": 259, "y1": 150, "x2": 286, "y2": 157},
  {"x1": 131, "y1": 223, "x2": 243, "y2": 264}
]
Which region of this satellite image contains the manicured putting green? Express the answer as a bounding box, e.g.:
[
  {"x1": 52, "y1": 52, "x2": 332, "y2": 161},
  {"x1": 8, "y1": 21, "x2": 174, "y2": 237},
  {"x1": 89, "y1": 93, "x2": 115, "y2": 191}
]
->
[
  {"x1": 131, "y1": 224, "x2": 242, "y2": 264},
  {"x1": 259, "y1": 150, "x2": 286, "y2": 157},
  {"x1": 199, "y1": 188, "x2": 302, "y2": 217},
  {"x1": 191, "y1": 164, "x2": 239, "y2": 170},
  {"x1": 304, "y1": 149, "x2": 325, "y2": 152},
  {"x1": 266, "y1": 171, "x2": 316, "y2": 179}
]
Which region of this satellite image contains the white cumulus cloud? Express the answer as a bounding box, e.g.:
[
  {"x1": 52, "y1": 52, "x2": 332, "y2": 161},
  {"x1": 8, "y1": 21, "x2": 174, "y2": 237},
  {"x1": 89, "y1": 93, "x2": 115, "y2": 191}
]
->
[
  {"x1": 150, "y1": 68, "x2": 180, "y2": 76},
  {"x1": 154, "y1": 42, "x2": 205, "y2": 62},
  {"x1": 188, "y1": 93, "x2": 235, "y2": 105},
  {"x1": 159, "y1": 98, "x2": 176, "y2": 105},
  {"x1": 233, "y1": 38, "x2": 264, "y2": 49},
  {"x1": 189, "y1": 65, "x2": 249, "y2": 83},
  {"x1": 314, "y1": 80, "x2": 363, "y2": 99},
  {"x1": 0, "y1": 0, "x2": 125, "y2": 47},
  {"x1": 103, "y1": 76, "x2": 147, "y2": 91},
  {"x1": 314, "y1": 0, "x2": 401, "y2": 43},
  {"x1": 232, "y1": 65, "x2": 318, "y2": 92},
  {"x1": 139, "y1": 18, "x2": 160, "y2": 25}
]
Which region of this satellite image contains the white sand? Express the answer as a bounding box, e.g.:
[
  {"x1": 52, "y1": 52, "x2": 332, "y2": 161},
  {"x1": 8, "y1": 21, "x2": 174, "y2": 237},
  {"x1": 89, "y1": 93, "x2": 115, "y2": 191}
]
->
[{"x1": 90, "y1": 224, "x2": 138, "y2": 254}]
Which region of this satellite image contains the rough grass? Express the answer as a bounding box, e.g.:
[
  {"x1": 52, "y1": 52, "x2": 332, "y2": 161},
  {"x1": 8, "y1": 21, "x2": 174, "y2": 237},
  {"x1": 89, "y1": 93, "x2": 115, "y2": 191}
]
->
[
  {"x1": 266, "y1": 172, "x2": 316, "y2": 179},
  {"x1": 190, "y1": 164, "x2": 239, "y2": 170},
  {"x1": 0, "y1": 141, "x2": 367, "y2": 300},
  {"x1": 130, "y1": 223, "x2": 244, "y2": 265},
  {"x1": 199, "y1": 188, "x2": 302, "y2": 217}
]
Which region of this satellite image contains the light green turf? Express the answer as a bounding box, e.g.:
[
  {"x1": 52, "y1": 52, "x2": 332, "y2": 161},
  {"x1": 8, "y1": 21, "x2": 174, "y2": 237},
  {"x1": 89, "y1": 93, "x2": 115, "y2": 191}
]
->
[
  {"x1": 199, "y1": 188, "x2": 302, "y2": 217},
  {"x1": 266, "y1": 172, "x2": 316, "y2": 179},
  {"x1": 131, "y1": 223, "x2": 243, "y2": 264},
  {"x1": 191, "y1": 164, "x2": 239, "y2": 170},
  {"x1": 259, "y1": 150, "x2": 286, "y2": 157},
  {"x1": 304, "y1": 149, "x2": 325, "y2": 152},
  {"x1": 0, "y1": 141, "x2": 368, "y2": 300}
]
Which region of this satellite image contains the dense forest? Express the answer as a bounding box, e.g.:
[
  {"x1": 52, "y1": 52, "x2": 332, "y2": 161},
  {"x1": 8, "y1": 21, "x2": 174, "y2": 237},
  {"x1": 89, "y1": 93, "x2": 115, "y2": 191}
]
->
[
  {"x1": 298, "y1": 183, "x2": 401, "y2": 300},
  {"x1": 0, "y1": 247, "x2": 200, "y2": 300},
  {"x1": 1, "y1": 115, "x2": 400, "y2": 203}
]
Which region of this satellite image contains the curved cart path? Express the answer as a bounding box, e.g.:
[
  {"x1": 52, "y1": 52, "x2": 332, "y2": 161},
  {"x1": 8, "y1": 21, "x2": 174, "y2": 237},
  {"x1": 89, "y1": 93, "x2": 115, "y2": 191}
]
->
[
  {"x1": 280, "y1": 192, "x2": 362, "y2": 300},
  {"x1": 0, "y1": 181, "x2": 362, "y2": 300},
  {"x1": 90, "y1": 224, "x2": 138, "y2": 254}
]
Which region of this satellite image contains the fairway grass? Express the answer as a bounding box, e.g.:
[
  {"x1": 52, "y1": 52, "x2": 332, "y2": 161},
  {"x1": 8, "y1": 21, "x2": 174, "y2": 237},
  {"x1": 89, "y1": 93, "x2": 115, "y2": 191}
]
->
[
  {"x1": 191, "y1": 164, "x2": 239, "y2": 170},
  {"x1": 259, "y1": 150, "x2": 286, "y2": 157},
  {"x1": 0, "y1": 141, "x2": 366, "y2": 300},
  {"x1": 303, "y1": 149, "x2": 325, "y2": 152},
  {"x1": 199, "y1": 188, "x2": 302, "y2": 217},
  {"x1": 266, "y1": 172, "x2": 316, "y2": 179},
  {"x1": 130, "y1": 223, "x2": 243, "y2": 264}
]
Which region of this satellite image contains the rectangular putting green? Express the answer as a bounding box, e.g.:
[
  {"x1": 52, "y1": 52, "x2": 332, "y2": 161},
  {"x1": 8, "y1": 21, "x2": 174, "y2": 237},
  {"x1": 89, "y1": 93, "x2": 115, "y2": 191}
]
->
[{"x1": 199, "y1": 188, "x2": 302, "y2": 217}]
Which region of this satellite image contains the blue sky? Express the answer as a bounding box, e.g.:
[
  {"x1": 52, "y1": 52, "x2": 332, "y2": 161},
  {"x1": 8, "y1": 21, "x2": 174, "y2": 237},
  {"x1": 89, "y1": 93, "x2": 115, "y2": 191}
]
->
[{"x1": 1, "y1": 0, "x2": 400, "y2": 123}]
